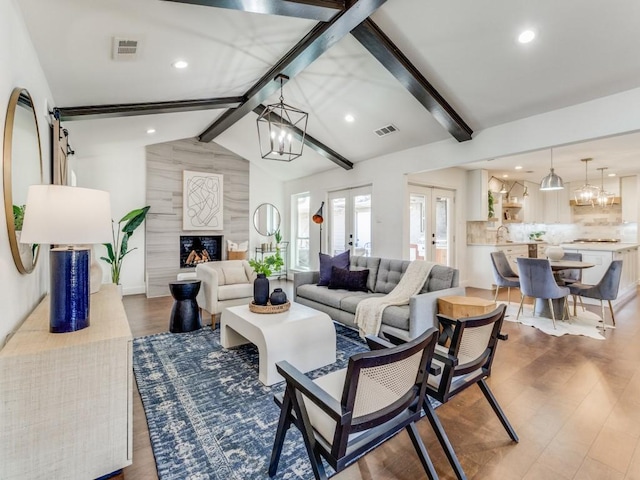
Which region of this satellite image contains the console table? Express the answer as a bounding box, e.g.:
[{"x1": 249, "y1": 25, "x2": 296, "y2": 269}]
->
[
  {"x1": 0, "y1": 284, "x2": 133, "y2": 479},
  {"x1": 255, "y1": 241, "x2": 288, "y2": 279}
]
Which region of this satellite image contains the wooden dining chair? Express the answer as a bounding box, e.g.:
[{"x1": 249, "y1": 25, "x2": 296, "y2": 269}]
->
[{"x1": 269, "y1": 327, "x2": 441, "y2": 480}]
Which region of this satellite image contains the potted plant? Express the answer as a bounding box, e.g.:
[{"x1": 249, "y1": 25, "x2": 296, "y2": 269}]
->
[
  {"x1": 248, "y1": 250, "x2": 284, "y2": 305},
  {"x1": 274, "y1": 229, "x2": 283, "y2": 248},
  {"x1": 13, "y1": 204, "x2": 26, "y2": 231},
  {"x1": 101, "y1": 206, "x2": 150, "y2": 287}
]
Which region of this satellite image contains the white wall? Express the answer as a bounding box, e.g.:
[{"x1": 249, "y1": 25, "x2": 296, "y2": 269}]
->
[
  {"x1": 284, "y1": 86, "x2": 640, "y2": 280},
  {"x1": 0, "y1": 0, "x2": 55, "y2": 345},
  {"x1": 69, "y1": 146, "x2": 147, "y2": 295},
  {"x1": 249, "y1": 161, "x2": 286, "y2": 257}
]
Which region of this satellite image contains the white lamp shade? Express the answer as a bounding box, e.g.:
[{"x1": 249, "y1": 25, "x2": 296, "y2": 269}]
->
[{"x1": 20, "y1": 185, "x2": 112, "y2": 245}]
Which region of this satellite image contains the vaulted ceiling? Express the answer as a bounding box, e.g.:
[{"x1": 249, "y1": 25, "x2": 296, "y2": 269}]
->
[{"x1": 16, "y1": 0, "x2": 640, "y2": 181}]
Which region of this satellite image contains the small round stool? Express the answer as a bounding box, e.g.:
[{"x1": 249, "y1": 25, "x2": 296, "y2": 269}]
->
[{"x1": 169, "y1": 279, "x2": 202, "y2": 333}]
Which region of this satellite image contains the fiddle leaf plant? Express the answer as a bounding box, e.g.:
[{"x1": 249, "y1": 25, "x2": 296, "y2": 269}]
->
[
  {"x1": 13, "y1": 204, "x2": 26, "y2": 231},
  {"x1": 249, "y1": 249, "x2": 284, "y2": 277},
  {"x1": 101, "y1": 206, "x2": 150, "y2": 285}
]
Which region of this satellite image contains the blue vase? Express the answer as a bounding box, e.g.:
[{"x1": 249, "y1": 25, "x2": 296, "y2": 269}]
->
[
  {"x1": 253, "y1": 274, "x2": 269, "y2": 306},
  {"x1": 270, "y1": 288, "x2": 287, "y2": 306}
]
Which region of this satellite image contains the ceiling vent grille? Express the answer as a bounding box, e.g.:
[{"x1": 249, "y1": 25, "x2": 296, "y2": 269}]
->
[
  {"x1": 112, "y1": 37, "x2": 139, "y2": 60},
  {"x1": 373, "y1": 124, "x2": 398, "y2": 137}
]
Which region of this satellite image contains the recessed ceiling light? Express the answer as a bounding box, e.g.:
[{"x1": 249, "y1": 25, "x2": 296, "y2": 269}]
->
[
  {"x1": 502, "y1": 174, "x2": 509, "y2": 178},
  {"x1": 518, "y1": 30, "x2": 536, "y2": 44},
  {"x1": 172, "y1": 60, "x2": 188, "y2": 69},
  {"x1": 515, "y1": 166, "x2": 523, "y2": 170},
  {"x1": 146, "y1": 128, "x2": 156, "y2": 134},
  {"x1": 608, "y1": 173, "x2": 616, "y2": 177},
  {"x1": 345, "y1": 114, "x2": 355, "y2": 123}
]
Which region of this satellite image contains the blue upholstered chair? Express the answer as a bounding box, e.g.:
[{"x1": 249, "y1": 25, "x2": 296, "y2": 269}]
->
[
  {"x1": 516, "y1": 257, "x2": 570, "y2": 329},
  {"x1": 490, "y1": 251, "x2": 520, "y2": 304},
  {"x1": 568, "y1": 260, "x2": 623, "y2": 328},
  {"x1": 556, "y1": 252, "x2": 582, "y2": 285}
]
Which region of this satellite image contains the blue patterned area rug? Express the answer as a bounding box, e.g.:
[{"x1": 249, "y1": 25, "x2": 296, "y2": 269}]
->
[{"x1": 133, "y1": 323, "x2": 370, "y2": 480}]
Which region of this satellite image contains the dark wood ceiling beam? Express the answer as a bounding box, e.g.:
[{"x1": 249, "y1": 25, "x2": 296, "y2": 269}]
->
[
  {"x1": 198, "y1": 0, "x2": 389, "y2": 143},
  {"x1": 351, "y1": 19, "x2": 473, "y2": 142},
  {"x1": 163, "y1": 0, "x2": 344, "y2": 21},
  {"x1": 56, "y1": 97, "x2": 243, "y2": 121},
  {"x1": 253, "y1": 104, "x2": 353, "y2": 170}
]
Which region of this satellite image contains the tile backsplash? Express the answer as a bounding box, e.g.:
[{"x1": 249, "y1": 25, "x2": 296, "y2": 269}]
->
[{"x1": 467, "y1": 203, "x2": 638, "y2": 244}]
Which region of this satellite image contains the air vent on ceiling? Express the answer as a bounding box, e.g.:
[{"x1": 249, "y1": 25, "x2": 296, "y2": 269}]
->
[
  {"x1": 374, "y1": 124, "x2": 398, "y2": 137},
  {"x1": 112, "y1": 37, "x2": 139, "y2": 60}
]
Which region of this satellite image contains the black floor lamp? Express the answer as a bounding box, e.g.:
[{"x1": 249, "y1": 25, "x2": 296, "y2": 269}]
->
[{"x1": 312, "y1": 201, "x2": 324, "y2": 254}]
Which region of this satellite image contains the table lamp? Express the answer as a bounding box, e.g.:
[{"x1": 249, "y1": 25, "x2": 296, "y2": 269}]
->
[{"x1": 20, "y1": 185, "x2": 112, "y2": 333}]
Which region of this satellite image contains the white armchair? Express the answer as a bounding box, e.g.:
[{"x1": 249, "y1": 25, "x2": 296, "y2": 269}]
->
[{"x1": 195, "y1": 260, "x2": 256, "y2": 327}]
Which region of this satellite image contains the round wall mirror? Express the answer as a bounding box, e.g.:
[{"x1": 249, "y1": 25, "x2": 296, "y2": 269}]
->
[
  {"x1": 3, "y1": 88, "x2": 43, "y2": 274},
  {"x1": 253, "y1": 203, "x2": 280, "y2": 236}
]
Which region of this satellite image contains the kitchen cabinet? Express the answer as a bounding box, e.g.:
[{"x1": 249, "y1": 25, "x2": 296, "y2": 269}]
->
[
  {"x1": 542, "y1": 182, "x2": 571, "y2": 224},
  {"x1": 522, "y1": 181, "x2": 543, "y2": 223},
  {"x1": 466, "y1": 169, "x2": 490, "y2": 221},
  {"x1": 621, "y1": 175, "x2": 638, "y2": 224},
  {"x1": 467, "y1": 243, "x2": 530, "y2": 289}
]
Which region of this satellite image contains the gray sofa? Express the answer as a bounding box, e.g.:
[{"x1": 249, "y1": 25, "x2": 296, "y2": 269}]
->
[{"x1": 293, "y1": 255, "x2": 463, "y2": 340}]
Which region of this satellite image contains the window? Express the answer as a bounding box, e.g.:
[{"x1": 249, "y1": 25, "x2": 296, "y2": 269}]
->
[{"x1": 292, "y1": 193, "x2": 310, "y2": 270}]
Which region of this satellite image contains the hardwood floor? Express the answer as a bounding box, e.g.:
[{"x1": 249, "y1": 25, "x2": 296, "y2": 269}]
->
[{"x1": 120, "y1": 284, "x2": 640, "y2": 479}]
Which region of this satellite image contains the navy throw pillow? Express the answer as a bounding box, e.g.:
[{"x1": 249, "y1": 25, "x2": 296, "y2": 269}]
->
[
  {"x1": 328, "y1": 266, "x2": 369, "y2": 292},
  {"x1": 318, "y1": 250, "x2": 350, "y2": 286}
]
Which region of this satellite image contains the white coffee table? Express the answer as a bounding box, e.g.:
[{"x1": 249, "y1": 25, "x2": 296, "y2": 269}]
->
[{"x1": 221, "y1": 302, "x2": 337, "y2": 386}]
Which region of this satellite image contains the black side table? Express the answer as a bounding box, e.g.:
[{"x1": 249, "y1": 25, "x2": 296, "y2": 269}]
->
[{"x1": 169, "y1": 279, "x2": 202, "y2": 333}]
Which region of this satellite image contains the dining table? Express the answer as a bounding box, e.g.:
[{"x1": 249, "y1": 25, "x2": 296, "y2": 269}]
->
[{"x1": 538, "y1": 259, "x2": 595, "y2": 318}]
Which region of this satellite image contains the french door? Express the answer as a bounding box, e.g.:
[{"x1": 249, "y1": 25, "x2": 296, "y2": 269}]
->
[
  {"x1": 409, "y1": 186, "x2": 455, "y2": 266},
  {"x1": 328, "y1": 186, "x2": 372, "y2": 257}
]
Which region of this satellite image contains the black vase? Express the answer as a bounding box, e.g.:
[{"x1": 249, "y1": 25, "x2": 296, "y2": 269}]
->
[
  {"x1": 253, "y1": 274, "x2": 270, "y2": 306},
  {"x1": 270, "y1": 288, "x2": 287, "y2": 306}
]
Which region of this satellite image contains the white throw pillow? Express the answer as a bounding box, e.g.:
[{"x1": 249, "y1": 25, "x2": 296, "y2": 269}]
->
[
  {"x1": 222, "y1": 265, "x2": 249, "y2": 285},
  {"x1": 238, "y1": 241, "x2": 248, "y2": 252},
  {"x1": 227, "y1": 240, "x2": 239, "y2": 252}
]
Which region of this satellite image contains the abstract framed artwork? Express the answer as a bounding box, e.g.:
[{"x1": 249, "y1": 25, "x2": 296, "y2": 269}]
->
[{"x1": 183, "y1": 170, "x2": 223, "y2": 230}]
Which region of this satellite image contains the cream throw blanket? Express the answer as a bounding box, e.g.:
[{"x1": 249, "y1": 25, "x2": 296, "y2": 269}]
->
[{"x1": 355, "y1": 260, "x2": 435, "y2": 338}]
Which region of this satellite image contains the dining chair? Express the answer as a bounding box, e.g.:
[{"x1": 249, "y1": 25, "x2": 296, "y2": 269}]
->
[
  {"x1": 516, "y1": 257, "x2": 570, "y2": 329},
  {"x1": 489, "y1": 251, "x2": 520, "y2": 304},
  {"x1": 556, "y1": 252, "x2": 582, "y2": 285},
  {"x1": 568, "y1": 260, "x2": 623, "y2": 328},
  {"x1": 427, "y1": 304, "x2": 518, "y2": 475},
  {"x1": 269, "y1": 327, "x2": 442, "y2": 480}
]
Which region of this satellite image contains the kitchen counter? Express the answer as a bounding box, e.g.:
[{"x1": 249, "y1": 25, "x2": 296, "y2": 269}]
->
[
  {"x1": 467, "y1": 242, "x2": 546, "y2": 246},
  {"x1": 560, "y1": 242, "x2": 639, "y2": 252}
]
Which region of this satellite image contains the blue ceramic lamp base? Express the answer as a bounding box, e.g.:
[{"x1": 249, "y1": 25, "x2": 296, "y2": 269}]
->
[{"x1": 50, "y1": 248, "x2": 90, "y2": 333}]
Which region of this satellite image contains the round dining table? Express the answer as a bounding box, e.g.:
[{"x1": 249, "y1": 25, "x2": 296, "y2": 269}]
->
[{"x1": 539, "y1": 259, "x2": 595, "y2": 318}]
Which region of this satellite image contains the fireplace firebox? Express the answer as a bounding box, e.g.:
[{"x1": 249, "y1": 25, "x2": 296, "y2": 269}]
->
[{"x1": 180, "y1": 235, "x2": 222, "y2": 268}]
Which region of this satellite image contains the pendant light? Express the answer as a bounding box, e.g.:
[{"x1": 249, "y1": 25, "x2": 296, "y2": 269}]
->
[
  {"x1": 595, "y1": 167, "x2": 615, "y2": 207},
  {"x1": 574, "y1": 158, "x2": 600, "y2": 206},
  {"x1": 256, "y1": 74, "x2": 309, "y2": 162},
  {"x1": 540, "y1": 148, "x2": 564, "y2": 191}
]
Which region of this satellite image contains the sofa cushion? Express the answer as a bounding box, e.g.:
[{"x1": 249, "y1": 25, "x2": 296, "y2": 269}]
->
[
  {"x1": 419, "y1": 264, "x2": 456, "y2": 293},
  {"x1": 318, "y1": 251, "x2": 350, "y2": 286},
  {"x1": 381, "y1": 305, "x2": 410, "y2": 331},
  {"x1": 218, "y1": 283, "x2": 253, "y2": 301},
  {"x1": 350, "y1": 256, "x2": 381, "y2": 292},
  {"x1": 297, "y1": 284, "x2": 354, "y2": 309},
  {"x1": 328, "y1": 267, "x2": 369, "y2": 292},
  {"x1": 340, "y1": 292, "x2": 384, "y2": 314},
  {"x1": 222, "y1": 265, "x2": 249, "y2": 285},
  {"x1": 374, "y1": 259, "x2": 412, "y2": 294}
]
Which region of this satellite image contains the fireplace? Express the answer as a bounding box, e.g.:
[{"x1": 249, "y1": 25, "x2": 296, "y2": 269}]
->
[{"x1": 180, "y1": 235, "x2": 222, "y2": 268}]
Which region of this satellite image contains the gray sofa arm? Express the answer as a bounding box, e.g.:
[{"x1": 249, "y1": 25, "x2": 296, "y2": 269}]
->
[
  {"x1": 408, "y1": 286, "x2": 465, "y2": 339},
  {"x1": 293, "y1": 271, "x2": 320, "y2": 301}
]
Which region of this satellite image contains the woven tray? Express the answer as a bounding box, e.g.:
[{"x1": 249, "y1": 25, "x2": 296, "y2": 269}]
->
[{"x1": 249, "y1": 301, "x2": 291, "y2": 314}]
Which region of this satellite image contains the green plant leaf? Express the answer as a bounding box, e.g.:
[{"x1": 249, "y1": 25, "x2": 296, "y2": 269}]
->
[{"x1": 122, "y1": 206, "x2": 150, "y2": 235}]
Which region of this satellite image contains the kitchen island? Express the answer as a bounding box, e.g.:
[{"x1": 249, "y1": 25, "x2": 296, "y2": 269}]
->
[{"x1": 560, "y1": 242, "x2": 638, "y2": 307}]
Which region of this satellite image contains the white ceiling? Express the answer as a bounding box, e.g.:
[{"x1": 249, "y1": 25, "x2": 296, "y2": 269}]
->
[{"x1": 16, "y1": 0, "x2": 640, "y2": 181}]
